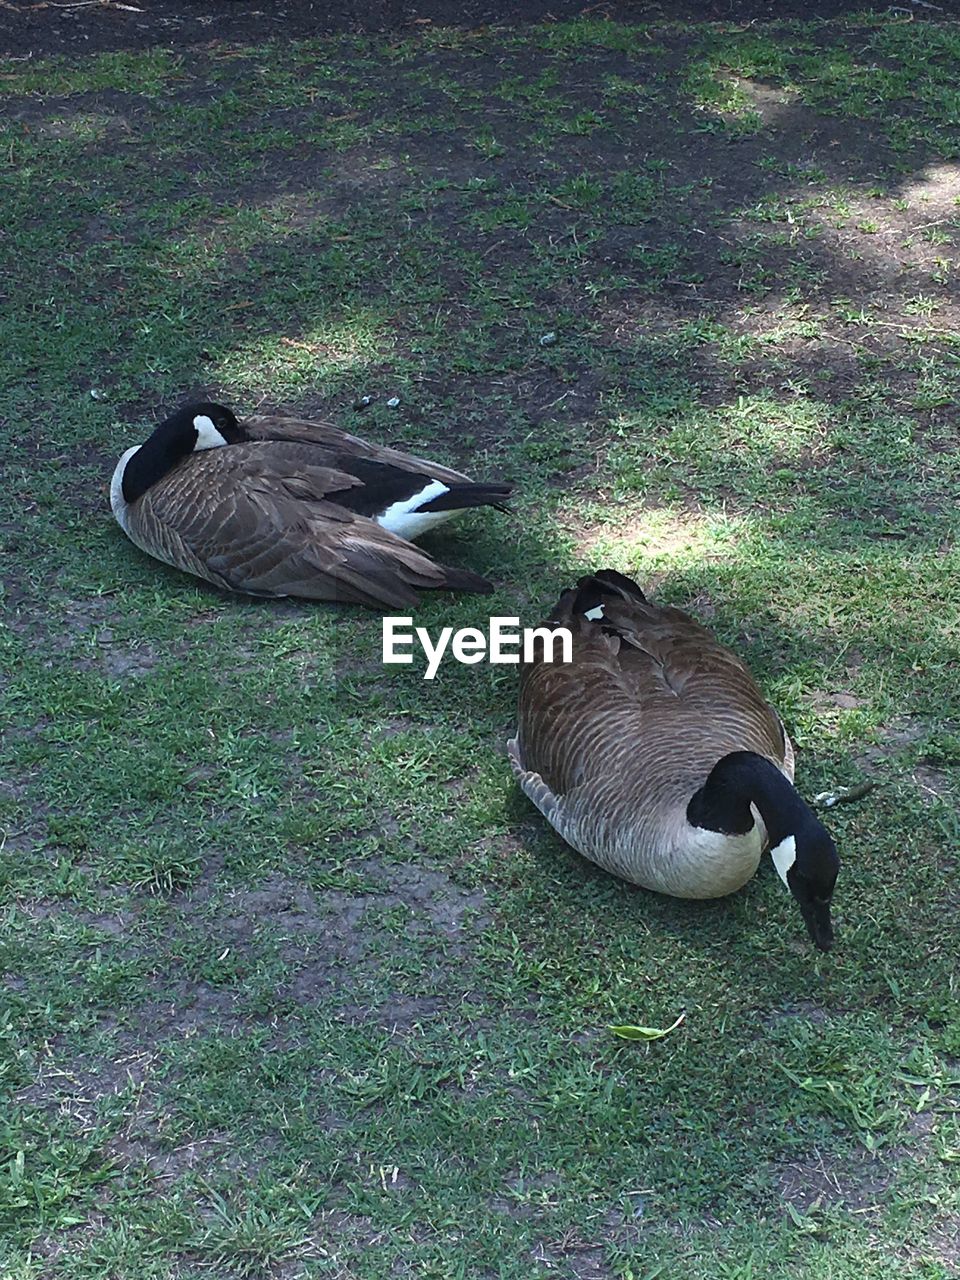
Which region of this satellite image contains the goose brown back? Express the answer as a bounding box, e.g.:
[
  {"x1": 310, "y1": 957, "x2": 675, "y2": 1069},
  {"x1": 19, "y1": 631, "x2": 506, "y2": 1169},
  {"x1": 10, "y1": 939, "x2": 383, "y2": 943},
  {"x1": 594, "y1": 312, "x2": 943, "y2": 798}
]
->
[
  {"x1": 110, "y1": 405, "x2": 510, "y2": 608},
  {"x1": 509, "y1": 572, "x2": 795, "y2": 899}
]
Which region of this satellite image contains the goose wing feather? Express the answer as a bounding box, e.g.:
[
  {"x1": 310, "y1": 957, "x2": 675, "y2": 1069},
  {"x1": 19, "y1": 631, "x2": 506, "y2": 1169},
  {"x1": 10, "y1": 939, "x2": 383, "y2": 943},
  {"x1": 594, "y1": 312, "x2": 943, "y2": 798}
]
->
[
  {"x1": 126, "y1": 445, "x2": 489, "y2": 607},
  {"x1": 600, "y1": 597, "x2": 784, "y2": 731},
  {"x1": 242, "y1": 414, "x2": 474, "y2": 486},
  {"x1": 515, "y1": 593, "x2": 787, "y2": 807}
]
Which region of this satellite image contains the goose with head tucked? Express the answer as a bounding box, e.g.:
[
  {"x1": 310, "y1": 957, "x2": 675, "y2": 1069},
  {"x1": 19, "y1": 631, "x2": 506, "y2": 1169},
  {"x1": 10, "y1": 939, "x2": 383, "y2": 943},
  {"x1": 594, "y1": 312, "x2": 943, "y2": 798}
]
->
[
  {"x1": 110, "y1": 402, "x2": 511, "y2": 608},
  {"x1": 507, "y1": 570, "x2": 839, "y2": 950}
]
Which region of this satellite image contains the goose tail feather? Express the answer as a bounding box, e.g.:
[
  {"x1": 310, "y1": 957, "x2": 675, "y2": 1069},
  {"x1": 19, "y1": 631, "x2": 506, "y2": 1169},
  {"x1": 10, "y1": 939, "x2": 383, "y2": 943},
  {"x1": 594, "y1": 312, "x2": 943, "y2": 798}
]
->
[
  {"x1": 433, "y1": 564, "x2": 496, "y2": 595},
  {"x1": 549, "y1": 568, "x2": 647, "y2": 624},
  {"x1": 418, "y1": 482, "x2": 512, "y2": 515},
  {"x1": 580, "y1": 569, "x2": 647, "y2": 603}
]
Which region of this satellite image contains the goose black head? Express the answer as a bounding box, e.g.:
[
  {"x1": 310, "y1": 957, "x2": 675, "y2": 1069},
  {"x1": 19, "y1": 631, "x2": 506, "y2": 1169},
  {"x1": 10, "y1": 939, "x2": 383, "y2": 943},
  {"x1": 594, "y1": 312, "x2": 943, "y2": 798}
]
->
[
  {"x1": 178, "y1": 401, "x2": 245, "y2": 451},
  {"x1": 770, "y1": 824, "x2": 840, "y2": 952},
  {"x1": 118, "y1": 402, "x2": 246, "y2": 504},
  {"x1": 685, "y1": 751, "x2": 841, "y2": 953}
]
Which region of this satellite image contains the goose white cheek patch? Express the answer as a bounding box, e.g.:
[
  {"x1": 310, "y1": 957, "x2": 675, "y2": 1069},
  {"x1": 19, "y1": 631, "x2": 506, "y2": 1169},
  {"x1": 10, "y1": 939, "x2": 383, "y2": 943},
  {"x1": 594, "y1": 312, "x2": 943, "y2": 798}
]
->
[
  {"x1": 584, "y1": 605, "x2": 605, "y2": 621},
  {"x1": 770, "y1": 834, "x2": 797, "y2": 888},
  {"x1": 193, "y1": 414, "x2": 229, "y2": 450}
]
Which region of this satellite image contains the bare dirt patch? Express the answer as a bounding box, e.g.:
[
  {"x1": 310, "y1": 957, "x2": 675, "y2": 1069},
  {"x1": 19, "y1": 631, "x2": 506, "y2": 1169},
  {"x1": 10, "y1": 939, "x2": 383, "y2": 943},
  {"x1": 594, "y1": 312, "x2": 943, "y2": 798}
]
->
[
  {"x1": 774, "y1": 1146, "x2": 891, "y2": 1214},
  {"x1": 165, "y1": 858, "x2": 492, "y2": 1016},
  {"x1": 531, "y1": 1237, "x2": 615, "y2": 1280},
  {"x1": 925, "y1": 1221, "x2": 960, "y2": 1272},
  {"x1": 854, "y1": 718, "x2": 959, "y2": 804},
  {"x1": 763, "y1": 999, "x2": 831, "y2": 1028},
  {"x1": 74, "y1": 634, "x2": 160, "y2": 680}
]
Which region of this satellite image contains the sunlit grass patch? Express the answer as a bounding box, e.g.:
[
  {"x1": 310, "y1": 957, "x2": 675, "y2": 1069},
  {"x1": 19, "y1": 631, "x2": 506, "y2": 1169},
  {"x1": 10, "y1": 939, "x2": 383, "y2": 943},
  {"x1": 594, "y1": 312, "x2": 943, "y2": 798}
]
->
[
  {"x1": 213, "y1": 315, "x2": 389, "y2": 398},
  {"x1": 570, "y1": 503, "x2": 747, "y2": 571}
]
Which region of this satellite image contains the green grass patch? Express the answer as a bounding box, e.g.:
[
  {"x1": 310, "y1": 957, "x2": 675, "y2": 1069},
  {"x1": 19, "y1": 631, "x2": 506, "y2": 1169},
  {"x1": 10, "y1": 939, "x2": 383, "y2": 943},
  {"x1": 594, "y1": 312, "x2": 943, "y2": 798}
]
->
[{"x1": 2, "y1": 12, "x2": 959, "y2": 1279}]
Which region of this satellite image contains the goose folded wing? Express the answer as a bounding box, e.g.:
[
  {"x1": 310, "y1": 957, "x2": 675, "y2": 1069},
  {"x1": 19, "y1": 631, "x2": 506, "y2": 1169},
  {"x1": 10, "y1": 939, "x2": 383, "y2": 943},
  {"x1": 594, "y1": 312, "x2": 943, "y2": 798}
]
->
[
  {"x1": 599, "y1": 600, "x2": 786, "y2": 750},
  {"x1": 243, "y1": 415, "x2": 474, "y2": 486},
  {"x1": 506, "y1": 736, "x2": 569, "y2": 829},
  {"x1": 273, "y1": 506, "x2": 482, "y2": 607},
  {"x1": 138, "y1": 455, "x2": 480, "y2": 607},
  {"x1": 599, "y1": 601, "x2": 750, "y2": 694}
]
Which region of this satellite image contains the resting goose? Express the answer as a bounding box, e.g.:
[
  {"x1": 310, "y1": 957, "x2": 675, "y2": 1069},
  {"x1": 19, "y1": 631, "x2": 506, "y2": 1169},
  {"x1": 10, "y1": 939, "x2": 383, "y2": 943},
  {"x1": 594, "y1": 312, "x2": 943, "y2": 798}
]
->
[
  {"x1": 110, "y1": 402, "x2": 511, "y2": 608},
  {"x1": 508, "y1": 570, "x2": 840, "y2": 950}
]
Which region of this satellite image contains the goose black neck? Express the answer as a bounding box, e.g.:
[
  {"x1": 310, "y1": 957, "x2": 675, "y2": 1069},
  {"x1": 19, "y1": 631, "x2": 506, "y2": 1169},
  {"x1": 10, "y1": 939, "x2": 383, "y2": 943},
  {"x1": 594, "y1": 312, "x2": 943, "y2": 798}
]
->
[
  {"x1": 121, "y1": 419, "x2": 195, "y2": 504},
  {"x1": 687, "y1": 751, "x2": 811, "y2": 845}
]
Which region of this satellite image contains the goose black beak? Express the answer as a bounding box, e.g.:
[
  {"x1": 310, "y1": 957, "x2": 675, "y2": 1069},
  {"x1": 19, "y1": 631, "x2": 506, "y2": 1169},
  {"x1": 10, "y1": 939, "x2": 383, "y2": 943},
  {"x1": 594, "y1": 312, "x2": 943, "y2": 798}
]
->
[{"x1": 799, "y1": 899, "x2": 834, "y2": 952}]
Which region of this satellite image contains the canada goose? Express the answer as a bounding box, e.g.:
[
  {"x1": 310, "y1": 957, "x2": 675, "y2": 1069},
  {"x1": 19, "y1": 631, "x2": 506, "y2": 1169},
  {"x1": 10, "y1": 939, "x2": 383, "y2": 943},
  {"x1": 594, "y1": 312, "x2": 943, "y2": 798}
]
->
[
  {"x1": 110, "y1": 402, "x2": 511, "y2": 608},
  {"x1": 507, "y1": 570, "x2": 839, "y2": 950}
]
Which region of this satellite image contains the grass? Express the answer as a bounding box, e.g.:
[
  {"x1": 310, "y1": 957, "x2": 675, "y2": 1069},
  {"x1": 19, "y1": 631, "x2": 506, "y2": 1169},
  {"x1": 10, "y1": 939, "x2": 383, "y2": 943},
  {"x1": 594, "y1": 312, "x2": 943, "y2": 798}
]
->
[{"x1": 1, "y1": 11, "x2": 960, "y2": 1279}]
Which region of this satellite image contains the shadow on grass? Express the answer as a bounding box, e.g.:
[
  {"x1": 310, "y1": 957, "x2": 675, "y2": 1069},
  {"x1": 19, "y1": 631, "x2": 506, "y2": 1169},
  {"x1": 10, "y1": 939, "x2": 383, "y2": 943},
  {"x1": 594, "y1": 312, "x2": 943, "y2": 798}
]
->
[{"x1": 2, "y1": 25, "x2": 958, "y2": 427}]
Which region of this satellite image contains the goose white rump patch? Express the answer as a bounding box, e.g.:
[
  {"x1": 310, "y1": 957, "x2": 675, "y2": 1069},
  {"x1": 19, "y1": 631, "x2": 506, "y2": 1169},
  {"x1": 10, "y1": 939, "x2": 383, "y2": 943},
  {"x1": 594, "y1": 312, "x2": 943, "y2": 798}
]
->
[{"x1": 377, "y1": 480, "x2": 455, "y2": 541}]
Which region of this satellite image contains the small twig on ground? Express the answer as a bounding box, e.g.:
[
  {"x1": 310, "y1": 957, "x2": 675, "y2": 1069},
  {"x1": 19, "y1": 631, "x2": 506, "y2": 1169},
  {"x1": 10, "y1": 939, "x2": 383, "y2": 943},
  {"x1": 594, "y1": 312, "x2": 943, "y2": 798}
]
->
[
  {"x1": 845, "y1": 318, "x2": 959, "y2": 342},
  {"x1": 813, "y1": 781, "x2": 878, "y2": 810}
]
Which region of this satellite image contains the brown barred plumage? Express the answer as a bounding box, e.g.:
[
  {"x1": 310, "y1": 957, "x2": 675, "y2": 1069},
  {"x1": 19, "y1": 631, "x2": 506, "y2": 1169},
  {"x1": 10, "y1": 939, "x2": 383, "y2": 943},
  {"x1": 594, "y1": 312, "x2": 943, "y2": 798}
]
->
[
  {"x1": 508, "y1": 572, "x2": 796, "y2": 900},
  {"x1": 111, "y1": 409, "x2": 508, "y2": 608}
]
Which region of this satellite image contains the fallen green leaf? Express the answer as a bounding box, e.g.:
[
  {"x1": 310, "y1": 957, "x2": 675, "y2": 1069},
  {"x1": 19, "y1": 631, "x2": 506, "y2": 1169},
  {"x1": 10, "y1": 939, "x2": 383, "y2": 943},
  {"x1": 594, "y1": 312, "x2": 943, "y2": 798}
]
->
[{"x1": 609, "y1": 1013, "x2": 686, "y2": 1041}]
